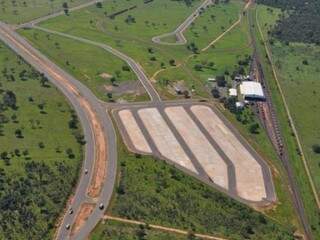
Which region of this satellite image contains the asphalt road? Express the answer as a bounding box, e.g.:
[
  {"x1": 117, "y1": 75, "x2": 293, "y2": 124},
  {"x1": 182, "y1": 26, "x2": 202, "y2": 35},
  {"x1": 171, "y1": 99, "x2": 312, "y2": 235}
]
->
[
  {"x1": 0, "y1": 22, "x2": 117, "y2": 240},
  {"x1": 34, "y1": 26, "x2": 162, "y2": 103},
  {"x1": 152, "y1": 0, "x2": 214, "y2": 45},
  {"x1": 16, "y1": 0, "x2": 101, "y2": 29}
]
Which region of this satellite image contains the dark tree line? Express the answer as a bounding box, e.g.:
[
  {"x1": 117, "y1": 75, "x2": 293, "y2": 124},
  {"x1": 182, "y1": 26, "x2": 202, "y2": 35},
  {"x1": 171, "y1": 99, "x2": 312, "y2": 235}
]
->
[{"x1": 258, "y1": 0, "x2": 320, "y2": 44}]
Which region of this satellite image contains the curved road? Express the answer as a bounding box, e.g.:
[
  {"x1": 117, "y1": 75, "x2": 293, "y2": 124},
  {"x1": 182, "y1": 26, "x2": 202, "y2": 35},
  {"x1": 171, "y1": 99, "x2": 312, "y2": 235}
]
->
[
  {"x1": 34, "y1": 26, "x2": 161, "y2": 103},
  {"x1": 16, "y1": 0, "x2": 101, "y2": 29},
  {"x1": 152, "y1": 0, "x2": 213, "y2": 45},
  {"x1": 0, "y1": 22, "x2": 117, "y2": 240}
]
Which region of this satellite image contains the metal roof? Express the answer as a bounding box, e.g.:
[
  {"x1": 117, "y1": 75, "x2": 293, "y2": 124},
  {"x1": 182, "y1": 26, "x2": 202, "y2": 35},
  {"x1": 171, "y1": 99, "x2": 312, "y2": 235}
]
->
[{"x1": 240, "y1": 81, "x2": 264, "y2": 99}]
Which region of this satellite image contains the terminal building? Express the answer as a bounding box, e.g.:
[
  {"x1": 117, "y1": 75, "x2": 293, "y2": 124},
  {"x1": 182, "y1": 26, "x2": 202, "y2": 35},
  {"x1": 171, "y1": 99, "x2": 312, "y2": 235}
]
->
[{"x1": 240, "y1": 81, "x2": 265, "y2": 100}]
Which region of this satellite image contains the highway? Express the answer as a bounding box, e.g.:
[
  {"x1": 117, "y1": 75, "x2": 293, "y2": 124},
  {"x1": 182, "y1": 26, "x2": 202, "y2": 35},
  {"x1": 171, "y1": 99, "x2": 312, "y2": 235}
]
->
[{"x1": 0, "y1": 22, "x2": 117, "y2": 240}]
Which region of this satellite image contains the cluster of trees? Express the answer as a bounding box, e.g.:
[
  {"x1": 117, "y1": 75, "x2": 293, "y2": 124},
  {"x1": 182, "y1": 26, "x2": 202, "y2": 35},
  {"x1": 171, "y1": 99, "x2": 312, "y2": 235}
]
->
[
  {"x1": 258, "y1": 0, "x2": 320, "y2": 44},
  {"x1": 0, "y1": 48, "x2": 84, "y2": 239},
  {"x1": 0, "y1": 160, "x2": 76, "y2": 239},
  {"x1": 111, "y1": 153, "x2": 295, "y2": 240}
]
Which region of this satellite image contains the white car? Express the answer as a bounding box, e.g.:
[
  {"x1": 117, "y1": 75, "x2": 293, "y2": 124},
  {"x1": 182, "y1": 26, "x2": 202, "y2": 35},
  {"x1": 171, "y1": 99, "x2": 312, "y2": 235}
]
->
[
  {"x1": 99, "y1": 203, "x2": 104, "y2": 210},
  {"x1": 84, "y1": 169, "x2": 88, "y2": 174},
  {"x1": 65, "y1": 224, "x2": 70, "y2": 230}
]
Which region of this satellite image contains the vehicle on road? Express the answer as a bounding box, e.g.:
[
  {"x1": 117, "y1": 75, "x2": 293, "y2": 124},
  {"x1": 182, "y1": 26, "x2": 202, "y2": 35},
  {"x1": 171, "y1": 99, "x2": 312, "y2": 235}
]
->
[
  {"x1": 65, "y1": 224, "x2": 70, "y2": 230},
  {"x1": 99, "y1": 203, "x2": 104, "y2": 210}
]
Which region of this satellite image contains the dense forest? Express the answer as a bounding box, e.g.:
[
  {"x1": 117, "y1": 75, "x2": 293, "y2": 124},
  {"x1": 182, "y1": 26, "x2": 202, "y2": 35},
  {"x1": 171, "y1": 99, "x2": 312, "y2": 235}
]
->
[{"x1": 257, "y1": 0, "x2": 320, "y2": 44}]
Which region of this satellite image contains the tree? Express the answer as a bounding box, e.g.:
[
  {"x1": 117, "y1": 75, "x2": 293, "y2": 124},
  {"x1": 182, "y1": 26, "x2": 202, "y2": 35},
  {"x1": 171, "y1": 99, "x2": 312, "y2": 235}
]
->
[
  {"x1": 169, "y1": 59, "x2": 176, "y2": 66},
  {"x1": 66, "y1": 148, "x2": 75, "y2": 159},
  {"x1": 110, "y1": 77, "x2": 117, "y2": 86},
  {"x1": 96, "y1": 2, "x2": 102, "y2": 8},
  {"x1": 0, "y1": 151, "x2": 8, "y2": 160},
  {"x1": 15, "y1": 129, "x2": 23, "y2": 138},
  {"x1": 312, "y1": 144, "x2": 320, "y2": 154},
  {"x1": 136, "y1": 224, "x2": 147, "y2": 240},
  {"x1": 216, "y1": 75, "x2": 226, "y2": 87},
  {"x1": 38, "y1": 142, "x2": 45, "y2": 148},
  {"x1": 194, "y1": 64, "x2": 203, "y2": 71},
  {"x1": 40, "y1": 74, "x2": 49, "y2": 87},
  {"x1": 122, "y1": 65, "x2": 130, "y2": 71},
  {"x1": 62, "y1": 2, "x2": 69, "y2": 15},
  {"x1": 211, "y1": 87, "x2": 220, "y2": 98},
  {"x1": 3, "y1": 90, "x2": 17, "y2": 109},
  {"x1": 249, "y1": 123, "x2": 260, "y2": 134}
]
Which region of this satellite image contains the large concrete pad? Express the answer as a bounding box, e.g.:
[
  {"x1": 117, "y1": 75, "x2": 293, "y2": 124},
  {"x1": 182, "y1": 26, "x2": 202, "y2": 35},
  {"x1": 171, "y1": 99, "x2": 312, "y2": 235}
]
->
[
  {"x1": 165, "y1": 106, "x2": 229, "y2": 190},
  {"x1": 114, "y1": 103, "x2": 275, "y2": 204},
  {"x1": 191, "y1": 105, "x2": 266, "y2": 201},
  {"x1": 119, "y1": 109, "x2": 152, "y2": 153},
  {"x1": 138, "y1": 108, "x2": 197, "y2": 173}
]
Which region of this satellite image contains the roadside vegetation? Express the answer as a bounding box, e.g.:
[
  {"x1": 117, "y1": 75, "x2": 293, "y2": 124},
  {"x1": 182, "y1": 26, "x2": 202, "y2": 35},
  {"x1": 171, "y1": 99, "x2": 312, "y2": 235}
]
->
[
  {"x1": 250, "y1": 4, "x2": 320, "y2": 238},
  {"x1": 90, "y1": 220, "x2": 189, "y2": 240},
  {"x1": 104, "y1": 135, "x2": 296, "y2": 240},
  {"x1": 0, "y1": 41, "x2": 83, "y2": 239},
  {"x1": 0, "y1": 0, "x2": 90, "y2": 24}
]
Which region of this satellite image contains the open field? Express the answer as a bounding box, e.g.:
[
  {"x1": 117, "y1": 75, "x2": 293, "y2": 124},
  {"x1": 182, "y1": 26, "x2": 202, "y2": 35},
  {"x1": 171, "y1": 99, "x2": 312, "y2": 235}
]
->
[
  {"x1": 19, "y1": 0, "x2": 244, "y2": 99},
  {"x1": 258, "y1": 5, "x2": 320, "y2": 192},
  {"x1": 19, "y1": 28, "x2": 143, "y2": 102},
  {"x1": 90, "y1": 220, "x2": 189, "y2": 240},
  {"x1": 0, "y1": 0, "x2": 90, "y2": 24},
  {"x1": 0, "y1": 41, "x2": 83, "y2": 239},
  {"x1": 251, "y1": 4, "x2": 320, "y2": 238},
  {"x1": 105, "y1": 129, "x2": 296, "y2": 240},
  {"x1": 184, "y1": 0, "x2": 242, "y2": 49}
]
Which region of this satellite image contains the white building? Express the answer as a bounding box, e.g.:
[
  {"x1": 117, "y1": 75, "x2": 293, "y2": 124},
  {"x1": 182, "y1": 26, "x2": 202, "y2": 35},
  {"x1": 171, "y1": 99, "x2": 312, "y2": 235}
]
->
[
  {"x1": 229, "y1": 88, "x2": 237, "y2": 97},
  {"x1": 240, "y1": 81, "x2": 265, "y2": 100}
]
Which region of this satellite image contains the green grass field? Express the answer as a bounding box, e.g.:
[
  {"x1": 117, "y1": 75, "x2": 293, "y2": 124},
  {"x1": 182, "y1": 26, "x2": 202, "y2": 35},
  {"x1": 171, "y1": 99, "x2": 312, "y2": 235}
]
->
[
  {"x1": 185, "y1": 0, "x2": 242, "y2": 49},
  {"x1": 0, "y1": 0, "x2": 90, "y2": 24},
  {"x1": 90, "y1": 220, "x2": 189, "y2": 240},
  {"x1": 257, "y1": 5, "x2": 320, "y2": 192},
  {"x1": 19, "y1": 29, "x2": 143, "y2": 102},
  {"x1": 252, "y1": 4, "x2": 320, "y2": 238},
  {"x1": 103, "y1": 132, "x2": 296, "y2": 240},
  {"x1": 155, "y1": 9, "x2": 252, "y2": 98},
  {"x1": 0, "y1": 41, "x2": 83, "y2": 239},
  {"x1": 24, "y1": 0, "x2": 243, "y2": 99}
]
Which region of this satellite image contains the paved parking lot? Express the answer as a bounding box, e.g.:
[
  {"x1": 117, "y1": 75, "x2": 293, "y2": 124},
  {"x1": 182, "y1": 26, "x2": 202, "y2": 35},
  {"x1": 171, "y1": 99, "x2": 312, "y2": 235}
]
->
[{"x1": 114, "y1": 103, "x2": 275, "y2": 204}]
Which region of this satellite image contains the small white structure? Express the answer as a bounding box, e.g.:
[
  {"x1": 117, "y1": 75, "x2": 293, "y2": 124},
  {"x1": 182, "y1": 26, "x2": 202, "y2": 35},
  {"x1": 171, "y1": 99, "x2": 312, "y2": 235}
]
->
[
  {"x1": 240, "y1": 81, "x2": 265, "y2": 100},
  {"x1": 229, "y1": 88, "x2": 237, "y2": 97},
  {"x1": 208, "y1": 77, "x2": 216, "y2": 82},
  {"x1": 236, "y1": 101, "x2": 245, "y2": 109}
]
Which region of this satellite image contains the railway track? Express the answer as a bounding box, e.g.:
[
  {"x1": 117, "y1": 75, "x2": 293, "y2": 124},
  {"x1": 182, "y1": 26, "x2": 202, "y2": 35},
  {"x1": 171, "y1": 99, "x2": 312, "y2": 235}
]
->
[{"x1": 247, "y1": 3, "x2": 312, "y2": 239}]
